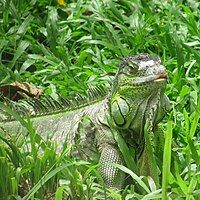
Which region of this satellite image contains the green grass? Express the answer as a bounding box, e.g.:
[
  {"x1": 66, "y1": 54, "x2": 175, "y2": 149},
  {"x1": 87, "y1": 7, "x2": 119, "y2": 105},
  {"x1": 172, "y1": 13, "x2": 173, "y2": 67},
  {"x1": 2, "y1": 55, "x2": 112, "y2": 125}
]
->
[{"x1": 0, "y1": 0, "x2": 200, "y2": 199}]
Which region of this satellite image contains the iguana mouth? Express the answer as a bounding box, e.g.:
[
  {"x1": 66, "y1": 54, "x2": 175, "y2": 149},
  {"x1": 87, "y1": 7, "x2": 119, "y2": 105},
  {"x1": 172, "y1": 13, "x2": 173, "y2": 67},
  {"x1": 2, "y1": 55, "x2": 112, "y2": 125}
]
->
[
  {"x1": 154, "y1": 73, "x2": 168, "y2": 82},
  {"x1": 120, "y1": 74, "x2": 168, "y2": 87},
  {"x1": 121, "y1": 73, "x2": 168, "y2": 86}
]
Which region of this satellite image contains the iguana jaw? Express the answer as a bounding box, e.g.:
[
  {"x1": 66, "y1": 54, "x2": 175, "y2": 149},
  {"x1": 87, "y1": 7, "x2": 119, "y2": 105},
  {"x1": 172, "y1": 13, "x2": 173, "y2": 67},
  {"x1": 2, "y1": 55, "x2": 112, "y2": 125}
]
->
[{"x1": 120, "y1": 73, "x2": 167, "y2": 87}]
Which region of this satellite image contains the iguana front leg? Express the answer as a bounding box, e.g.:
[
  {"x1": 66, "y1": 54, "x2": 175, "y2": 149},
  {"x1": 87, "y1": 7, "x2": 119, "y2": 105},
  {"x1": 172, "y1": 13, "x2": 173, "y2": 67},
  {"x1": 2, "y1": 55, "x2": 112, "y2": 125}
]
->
[{"x1": 99, "y1": 144, "x2": 124, "y2": 189}]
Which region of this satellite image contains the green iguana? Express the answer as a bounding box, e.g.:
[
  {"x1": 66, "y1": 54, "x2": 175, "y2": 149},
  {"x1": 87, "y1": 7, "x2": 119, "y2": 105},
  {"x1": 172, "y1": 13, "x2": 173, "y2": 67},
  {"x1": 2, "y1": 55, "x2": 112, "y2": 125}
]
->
[{"x1": 0, "y1": 53, "x2": 169, "y2": 188}]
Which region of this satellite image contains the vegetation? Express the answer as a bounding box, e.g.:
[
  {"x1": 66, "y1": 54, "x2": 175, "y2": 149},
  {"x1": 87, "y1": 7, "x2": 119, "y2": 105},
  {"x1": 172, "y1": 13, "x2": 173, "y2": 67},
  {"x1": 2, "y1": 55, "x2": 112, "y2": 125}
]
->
[{"x1": 0, "y1": 0, "x2": 199, "y2": 199}]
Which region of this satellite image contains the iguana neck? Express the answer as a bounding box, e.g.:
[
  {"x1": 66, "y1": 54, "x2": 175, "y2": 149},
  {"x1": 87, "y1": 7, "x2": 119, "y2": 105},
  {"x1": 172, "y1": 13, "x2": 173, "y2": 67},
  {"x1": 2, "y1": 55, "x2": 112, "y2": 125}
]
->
[{"x1": 109, "y1": 86, "x2": 166, "y2": 131}]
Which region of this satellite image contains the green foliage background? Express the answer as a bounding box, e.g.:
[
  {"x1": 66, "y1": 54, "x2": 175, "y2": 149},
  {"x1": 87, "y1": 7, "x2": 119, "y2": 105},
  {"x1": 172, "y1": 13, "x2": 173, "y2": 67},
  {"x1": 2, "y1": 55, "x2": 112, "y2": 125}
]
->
[{"x1": 0, "y1": 0, "x2": 199, "y2": 199}]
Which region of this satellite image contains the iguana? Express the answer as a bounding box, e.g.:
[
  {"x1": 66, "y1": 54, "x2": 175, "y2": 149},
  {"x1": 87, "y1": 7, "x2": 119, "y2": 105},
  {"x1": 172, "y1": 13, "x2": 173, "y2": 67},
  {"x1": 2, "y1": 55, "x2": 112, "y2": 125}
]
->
[{"x1": 0, "y1": 53, "x2": 169, "y2": 188}]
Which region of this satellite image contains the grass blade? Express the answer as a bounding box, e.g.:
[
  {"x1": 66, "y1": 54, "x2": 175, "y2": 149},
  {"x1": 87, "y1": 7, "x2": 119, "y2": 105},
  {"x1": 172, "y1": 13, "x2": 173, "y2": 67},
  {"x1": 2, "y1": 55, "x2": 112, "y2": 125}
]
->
[{"x1": 162, "y1": 120, "x2": 173, "y2": 200}]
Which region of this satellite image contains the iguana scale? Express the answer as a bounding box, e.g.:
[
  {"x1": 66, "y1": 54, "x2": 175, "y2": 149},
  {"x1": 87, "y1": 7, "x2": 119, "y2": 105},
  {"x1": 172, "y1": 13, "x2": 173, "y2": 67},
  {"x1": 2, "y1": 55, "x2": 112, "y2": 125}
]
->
[{"x1": 0, "y1": 53, "x2": 169, "y2": 188}]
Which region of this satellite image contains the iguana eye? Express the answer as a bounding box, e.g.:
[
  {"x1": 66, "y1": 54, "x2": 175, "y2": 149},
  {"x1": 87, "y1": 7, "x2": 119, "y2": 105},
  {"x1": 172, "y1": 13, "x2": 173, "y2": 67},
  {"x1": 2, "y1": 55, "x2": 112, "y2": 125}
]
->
[{"x1": 127, "y1": 61, "x2": 139, "y2": 74}]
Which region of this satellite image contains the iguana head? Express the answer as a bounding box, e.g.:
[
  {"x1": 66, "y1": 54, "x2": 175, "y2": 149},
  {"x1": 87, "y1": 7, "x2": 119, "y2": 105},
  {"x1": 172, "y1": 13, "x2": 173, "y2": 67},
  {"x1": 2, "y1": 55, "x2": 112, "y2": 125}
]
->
[
  {"x1": 110, "y1": 53, "x2": 168, "y2": 128},
  {"x1": 112, "y1": 53, "x2": 167, "y2": 97}
]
